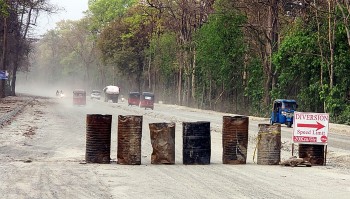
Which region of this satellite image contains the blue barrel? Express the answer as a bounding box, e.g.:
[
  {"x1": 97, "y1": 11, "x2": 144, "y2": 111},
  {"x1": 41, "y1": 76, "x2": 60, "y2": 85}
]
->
[{"x1": 183, "y1": 121, "x2": 211, "y2": 165}]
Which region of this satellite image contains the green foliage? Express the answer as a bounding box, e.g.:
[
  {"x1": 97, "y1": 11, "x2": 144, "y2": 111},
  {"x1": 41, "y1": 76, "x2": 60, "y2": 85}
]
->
[
  {"x1": 88, "y1": 0, "x2": 137, "y2": 31},
  {"x1": 148, "y1": 33, "x2": 178, "y2": 78},
  {"x1": 97, "y1": 4, "x2": 153, "y2": 84},
  {"x1": 244, "y1": 58, "x2": 265, "y2": 115},
  {"x1": 30, "y1": 0, "x2": 350, "y2": 125},
  {"x1": 272, "y1": 11, "x2": 350, "y2": 124},
  {"x1": 0, "y1": 0, "x2": 9, "y2": 16},
  {"x1": 336, "y1": 106, "x2": 350, "y2": 125},
  {"x1": 272, "y1": 19, "x2": 322, "y2": 107}
]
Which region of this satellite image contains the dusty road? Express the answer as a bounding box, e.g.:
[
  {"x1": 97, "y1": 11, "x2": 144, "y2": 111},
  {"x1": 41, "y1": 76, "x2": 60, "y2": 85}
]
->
[{"x1": 0, "y1": 94, "x2": 350, "y2": 199}]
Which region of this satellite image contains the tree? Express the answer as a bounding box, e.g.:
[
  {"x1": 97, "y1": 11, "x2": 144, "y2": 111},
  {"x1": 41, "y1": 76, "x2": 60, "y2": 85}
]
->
[
  {"x1": 97, "y1": 3, "x2": 154, "y2": 91},
  {"x1": 194, "y1": 0, "x2": 246, "y2": 112},
  {"x1": 146, "y1": 0, "x2": 215, "y2": 105},
  {"x1": 0, "y1": 0, "x2": 55, "y2": 97}
]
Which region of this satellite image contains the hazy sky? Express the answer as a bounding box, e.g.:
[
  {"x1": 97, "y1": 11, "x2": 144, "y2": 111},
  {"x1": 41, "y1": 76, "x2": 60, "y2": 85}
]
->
[{"x1": 34, "y1": 0, "x2": 89, "y2": 36}]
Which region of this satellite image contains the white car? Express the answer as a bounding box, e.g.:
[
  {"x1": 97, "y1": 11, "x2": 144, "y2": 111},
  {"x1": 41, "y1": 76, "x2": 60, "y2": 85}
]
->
[{"x1": 90, "y1": 90, "x2": 101, "y2": 100}]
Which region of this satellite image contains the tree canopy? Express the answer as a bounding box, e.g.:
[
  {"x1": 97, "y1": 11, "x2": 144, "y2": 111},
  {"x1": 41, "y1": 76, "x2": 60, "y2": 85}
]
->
[{"x1": 5, "y1": 0, "x2": 350, "y2": 125}]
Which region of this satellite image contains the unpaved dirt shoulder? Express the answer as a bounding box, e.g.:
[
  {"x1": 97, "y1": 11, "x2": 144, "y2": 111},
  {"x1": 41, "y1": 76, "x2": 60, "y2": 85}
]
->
[
  {"x1": 1, "y1": 98, "x2": 350, "y2": 199},
  {"x1": 0, "y1": 98, "x2": 112, "y2": 199}
]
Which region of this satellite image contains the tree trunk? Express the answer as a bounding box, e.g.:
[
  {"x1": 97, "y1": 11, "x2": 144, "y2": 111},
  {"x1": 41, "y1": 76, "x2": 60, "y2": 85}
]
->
[
  {"x1": 328, "y1": 1, "x2": 335, "y2": 89},
  {"x1": 0, "y1": 17, "x2": 7, "y2": 98},
  {"x1": 263, "y1": 0, "x2": 279, "y2": 106},
  {"x1": 192, "y1": 47, "x2": 196, "y2": 103},
  {"x1": 10, "y1": 63, "x2": 17, "y2": 96},
  {"x1": 336, "y1": 1, "x2": 350, "y2": 47}
]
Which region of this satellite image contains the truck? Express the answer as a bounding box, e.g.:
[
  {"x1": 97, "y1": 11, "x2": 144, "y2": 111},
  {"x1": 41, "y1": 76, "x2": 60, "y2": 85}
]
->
[{"x1": 103, "y1": 85, "x2": 120, "y2": 103}]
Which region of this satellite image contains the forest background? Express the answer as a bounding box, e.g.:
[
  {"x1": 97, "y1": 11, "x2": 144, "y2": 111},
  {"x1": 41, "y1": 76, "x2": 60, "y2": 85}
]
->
[{"x1": 1, "y1": 0, "x2": 350, "y2": 124}]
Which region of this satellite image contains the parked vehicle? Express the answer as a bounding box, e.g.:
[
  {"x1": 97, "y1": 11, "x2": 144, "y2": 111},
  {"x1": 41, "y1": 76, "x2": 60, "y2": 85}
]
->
[
  {"x1": 103, "y1": 85, "x2": 119, "y2": 103},
  {"x1": 139, "y1": 92, "x2": 154, "y2": 110},
  {"x1": 270, "y1": 99, "x2": 298, "y2": 127},
  {"x1": 90, "y1": 90, "x2": 101, "y2": 100},
  {"x1": 128, "y1": 92, "x2": 140, "y2": 106},
  {"x1": 73, "y1": 89, "x2": 86, "y2": 106}
]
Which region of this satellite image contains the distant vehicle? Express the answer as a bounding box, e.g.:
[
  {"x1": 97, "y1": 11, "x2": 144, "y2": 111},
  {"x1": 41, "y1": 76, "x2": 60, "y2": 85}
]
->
[
  {"x1": 128, "y1": 92, "x2": 140, "y2": 106},
  {"x1": 90, "y1": 90, "x2": 101, "y2": 100},
  {"x1": 73, "y1": 89, "x2": 86, "y2": 106},
  {"x1": 139, "y1": 92, "x2": 154, "y2": 110},
  {"x1": 270, "y1": 99, "x2": 298, "y2": 127},
  {"x1": 60, "y1": 90, "x2": 65, "y2": 98},
  {"x1": 103, "y1": 85, "x2": 120, "y2": 103}
]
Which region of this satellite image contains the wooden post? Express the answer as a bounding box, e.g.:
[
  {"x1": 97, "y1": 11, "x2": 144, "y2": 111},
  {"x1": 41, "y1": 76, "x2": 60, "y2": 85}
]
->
[{"x1": 324, "y1": 144, "x2": 328, "y2": 166}]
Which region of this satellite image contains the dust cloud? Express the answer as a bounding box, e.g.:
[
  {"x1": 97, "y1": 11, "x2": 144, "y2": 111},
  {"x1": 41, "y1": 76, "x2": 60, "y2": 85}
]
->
[{"x1": 16, "y1": 72, "x2": 88, "y2": 98}]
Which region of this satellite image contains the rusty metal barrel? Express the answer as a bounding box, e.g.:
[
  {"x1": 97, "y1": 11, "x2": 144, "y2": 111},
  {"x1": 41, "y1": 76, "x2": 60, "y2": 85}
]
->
[
  {"x1": 149, "y1": 123, "x2": 175, "y2": 164},
  {"x1": 298, "y1": 144, "x2": 325, "y2": 166},
  {"x1": 117, "y1": 115, "x2": 143, "y2": 165},
  {"x1": 183, "y1": 121, "x2": 211, "y2": 165},
  {"x1": 222, "y1": 116, "x2": 249, "y2": 164},
  {"x1": 257, "y1": 124, "x2": 281, "y2": 165},
  {"x1": 85, "y1": 114, "x2": 112, "y2": 164}
]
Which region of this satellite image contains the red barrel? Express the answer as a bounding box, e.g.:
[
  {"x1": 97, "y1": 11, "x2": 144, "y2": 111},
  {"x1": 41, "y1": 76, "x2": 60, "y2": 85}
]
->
[
  {"x1": 117, "y1": 115, "x2": 143, "y2": 165},
  {"x1": 149, "y1": 123, "x2": 175, "y2": 164},
  {"x1": 222, "y1": 116, "x2": 249, "y2": 164},
  {"x1": 298, "y1": 144, "x2": 325, "y2": 166},
  {"x1": 85, "y1": 114, "x2": 112, "y2": 164}
]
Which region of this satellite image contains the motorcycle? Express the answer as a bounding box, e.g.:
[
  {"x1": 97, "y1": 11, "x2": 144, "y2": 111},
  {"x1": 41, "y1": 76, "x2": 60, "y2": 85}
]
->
[{"x1": 57, "y1": 90, "x2": 64, "y2": 98}]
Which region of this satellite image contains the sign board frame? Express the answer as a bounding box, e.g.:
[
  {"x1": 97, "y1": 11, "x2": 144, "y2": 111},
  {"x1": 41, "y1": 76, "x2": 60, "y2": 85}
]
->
[{"x1": 293, "y1": 111, "x2": 329, "y2": 145}]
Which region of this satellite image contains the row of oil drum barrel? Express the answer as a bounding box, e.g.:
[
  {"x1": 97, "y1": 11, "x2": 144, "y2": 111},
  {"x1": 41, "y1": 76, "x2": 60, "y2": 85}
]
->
[{"x1": 85, "y1": 114, "x2": 325, "y2": 165}]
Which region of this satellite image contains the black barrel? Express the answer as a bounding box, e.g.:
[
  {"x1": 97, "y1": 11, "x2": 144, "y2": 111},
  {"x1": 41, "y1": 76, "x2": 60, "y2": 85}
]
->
[
  {"x1": 222, "y1": 116, "x2": 249, "y2": 164},
  {"x1": 298, "y1": 144, "x2": 325, "y2": 166},
  {"x1": 117, "y1": 115, "x2": 143, "y2": 165},
  {"x1": 183, "y1": 121, "x2": 211, "y2": 165},
  {"x1": 257, "y1": 124, "x2": 281, "y2": 165},
  {"x1": 85, "y1": 114, "x2": 112, "y2": 164},
  {"x1": 149, "y1": 123, "x2": 176, "y2": 164}
]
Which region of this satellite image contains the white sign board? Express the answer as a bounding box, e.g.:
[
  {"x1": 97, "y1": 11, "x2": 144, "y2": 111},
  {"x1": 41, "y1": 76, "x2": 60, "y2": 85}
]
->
[{"x1": 293, "y1": 111, "x2": 329, "y2": 144}]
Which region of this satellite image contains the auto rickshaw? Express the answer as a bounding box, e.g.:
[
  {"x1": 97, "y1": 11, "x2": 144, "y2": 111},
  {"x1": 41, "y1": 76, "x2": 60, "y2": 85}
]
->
[
  {"x1": 139, "y1": 92, "x2": 154, "y2": 110},
  {"x1": 73, "y1": 89, "x2": 86, "y2": 106},
  {"x1": 128, "y1": 92, "x2": 140, "y2": 106},
  {"x1": 270, "y1": 99, "x2": 298, "y2": 127}
]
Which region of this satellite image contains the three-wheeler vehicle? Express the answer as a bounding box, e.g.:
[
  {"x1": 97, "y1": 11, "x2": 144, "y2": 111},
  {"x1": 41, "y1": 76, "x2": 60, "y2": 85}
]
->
[
  {"x1": 90, "y1": 90, "x2": 101, "y2": 100},
  {"x1": 270, "y1": 99, "x2": 298, "y2": 127},
  {"x1": 139, "y1": 92, "x2": 154, "y2": 110},
  {"x1": 128, "y1": 92, "x2": 140, "y2": 106},
  {"x1": 73, "y1": 89, "x2": 86, "y2": 106}
]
